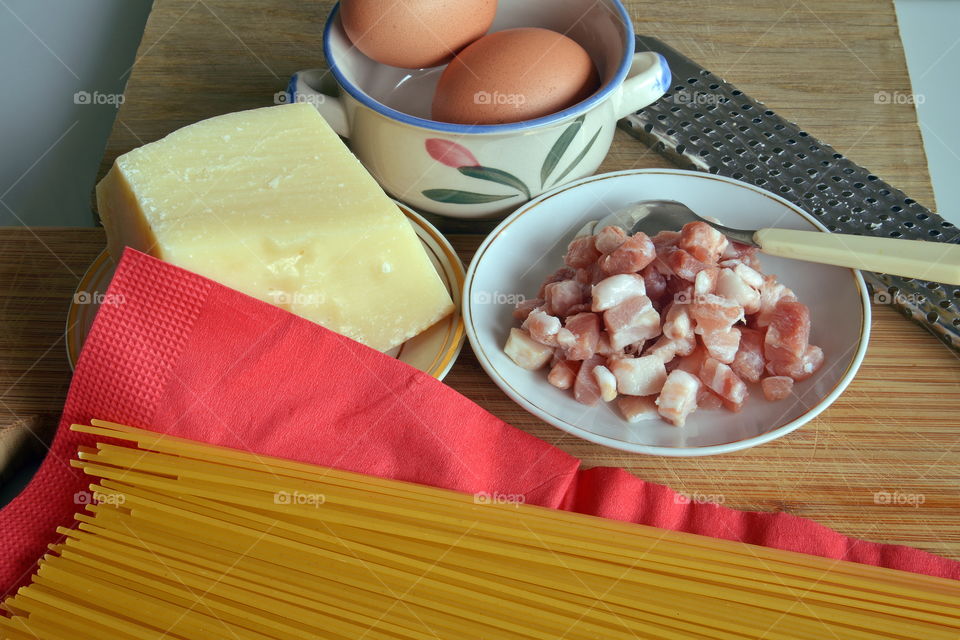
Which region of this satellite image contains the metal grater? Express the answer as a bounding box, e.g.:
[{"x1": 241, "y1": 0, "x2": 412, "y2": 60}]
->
[{"x1": 621, "y1": 35, "x2": 960, "y2": 353}]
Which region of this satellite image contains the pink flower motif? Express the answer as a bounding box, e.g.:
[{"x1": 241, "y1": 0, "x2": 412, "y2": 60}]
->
[{"x1": 425, "y1": 138, "x2": 479, "y2": 168}]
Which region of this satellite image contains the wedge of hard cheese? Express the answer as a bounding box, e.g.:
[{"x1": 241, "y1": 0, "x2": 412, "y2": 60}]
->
[{"x1": 96, "y1": 103, "x2": 454, "y2": 352}]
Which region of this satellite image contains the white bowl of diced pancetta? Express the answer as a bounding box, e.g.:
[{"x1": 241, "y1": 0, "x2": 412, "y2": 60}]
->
[{"x1": 464, "y1": 168, "x2": 871, "y2": 456}]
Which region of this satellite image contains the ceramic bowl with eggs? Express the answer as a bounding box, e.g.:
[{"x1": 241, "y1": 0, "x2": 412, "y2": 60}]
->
[
  {"x1": 463, "y1": 169, "x2": 872, "y2": 456},
  {"x1": 289, "y1": 0, "x2": 671, "y2": 218}
]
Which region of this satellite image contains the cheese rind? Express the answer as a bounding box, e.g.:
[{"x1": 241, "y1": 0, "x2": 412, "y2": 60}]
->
[{"x1": 97, "y1": 104, "x2": 454, "y2": 351}]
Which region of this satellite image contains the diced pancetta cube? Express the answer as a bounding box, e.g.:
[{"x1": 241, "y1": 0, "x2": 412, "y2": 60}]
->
[
  {"x1": 645, "y1": 333, "x2": 697, "y2": 364},
  {"x1": 730, "y1": 327, "x2": 765, "y2": 383},
  {"x1": 512, "y1": 297, "x2": 544, "y2": 322},
  {"x1": 575, "y1": 263, "x2": 605, "y2": 287},
  {"x1": 556, "y1": 312, "x2": 601, "y2": 360},
  {"x1": 701, "y1": 327, "x2": 741, "y2": 364},
  {"x1": 547, "y1": 360, "x2": 580, "y2": 389},
  {"x1": 678, "y1": 221, "x2": 729, "y2": 264},
  {"x1": 564, "y1": 235, "x2": 601, "y2": 269},
  {"x1": 733, "y1": 262, "x2": 764, "y2": 290},
  {"x1": 640, "y1": 264, "x2": 667, "y2": 303},
  {"x1": 600, "y1": 233, "x2": 656, "y2": 275},
  {"x1": 674, "y1": 344, "x2": 708, "y2": 375},
  {"x1": 696, "y1": 386, "x2": 725, "y2": 410},
  {"x1": 544, "y1": 280, "x2": 584, "y2": 317},
  {"x1": 693, "y1": 267, "x2": 720, "y2": 298},
  {"x1": 603, "y1": 296, "x2": 661, "y2": 350},
  {"x1": 656, "y1": 370, "x2": 701, "y2": 427},
  {"x1": 504, "y1": 328, "x2": 554, "y2": 370},
  {"x1": 617, "y1": 395, "x2": 660, "y2": 422},
  {"x1": 591, "y1": 274, "x2": 646, "y2": 312},
  {"x1": 662, "y1": 302, "x2": 693, "y2": 341},
  {"x1": 690, "y1": 293, "x2": 744, "y2": 335},
  {"x1": 665, "y1": 248, "x2": 709, "y2": 281},
  {"x1": 764, "y1": 300, "x2": 811, "y2": 362},
  {"x1": 761, "y1": 376, "x2": 794, "y2": 401},
  {"x1": 595, "y1": 331, "x2": 617, "y2": 356},
  {"x1": 755, "y1": 275, "x2": 797, "y2": 327},
  {"x1": 522, "y1": 308, "x2": 562, "y2": 346},
  {"x1": 609, "y1": 355, "x2": 668, "y2": 396},
  {"x1": 573, "y1": 354, "x2": 605, "y2": 405},
  {"x1": 592, "y1": 365, "x2": 618, "y2": 402},
  {"x1": 699, "y1": 357, "x2": 748, "y2": 406},
  {"x1": 538, "y1": 267, "x2": 576, "y2": 298},
  {"x1": 767, "y1": 344, "x2": 824, "y2": 381},
  {"x1": 727, "y1": 242, "x2": 761, "y2": 269},
  {"x1": 716, "y1": 268, "x2": 761, "y2": 315},
  {"x1": 594, "y1": 225, "x2": 628, "y2": 254},
  {"x1": 651, "y1": 230, "x2": 681, "y2": 251}
]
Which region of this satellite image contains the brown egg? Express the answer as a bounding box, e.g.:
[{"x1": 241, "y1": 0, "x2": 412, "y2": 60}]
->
[
  {"x1": 431, "y1": 28, "x2": 599, "y2": 125},
  {"x1": 340, "y1": 0, "x2": 497, "y2": 69}
]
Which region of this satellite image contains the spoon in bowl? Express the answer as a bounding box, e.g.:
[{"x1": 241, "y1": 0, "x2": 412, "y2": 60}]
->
[{"x1": 591, "y1": 199, "x2": 960, "y2": 285}]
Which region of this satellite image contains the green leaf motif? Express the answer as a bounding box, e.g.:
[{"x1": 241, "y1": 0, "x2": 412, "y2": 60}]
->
[
  {"x1": 549, "y1": 126, "x2": 603, "y2": 188},
  {"x1": 540, "y1": 115, "x2": 585, "y2": 188},
  {"x1": 422, "y1": 189, "x2": 518, "y2": 205},
  {"x1": 458, "y1": 166, "x2": 530, "y2": 199}
]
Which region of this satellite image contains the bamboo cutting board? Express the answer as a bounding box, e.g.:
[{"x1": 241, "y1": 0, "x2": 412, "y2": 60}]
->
[{"x1": 2, "y1": 0, "x2": 959, "y2": 562}]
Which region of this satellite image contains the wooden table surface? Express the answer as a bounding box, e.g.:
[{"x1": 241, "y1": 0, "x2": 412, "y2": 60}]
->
[{"x1": 3, "y1": 0, "x2": 959, "y2": 562}]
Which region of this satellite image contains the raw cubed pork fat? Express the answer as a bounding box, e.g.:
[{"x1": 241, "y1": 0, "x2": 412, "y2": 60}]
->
[
  {"x1": 764, "y1": 300, "x2": 811, "y2": 362},
  {"x1": 662, "y1": 302, "x2": 693, "y2": 340},
  {"x1": 716, "y1": 268, "x2": 761, "y2": 315},
  {"x1": 574, "y1": 354, "x2": 606, "y2": 405},
  {"x1": 694, "y1": 267, "x2": 720, "y2": 298},
  {"x1": 594, "y1": 225, "x2": 628, "y2": 254},
  {"x1": 592, "y1": 365, "x2": 618, "y2": 402},
  {"x1": 665, "y1": 248, "x2": 709, "y2": 281},
  {"x1": 699, "y1": 357, "x2": 748, "y2": 406},
  {"x1": 556, "y1": 312, "x2": 601, "y2": 360},
  {"x1": 609, "y1": 355, "x2": 668, "y2": 396},
  {"x1": 696, "y1": 387, "x2": 725, "y2": 410},
  {"x1": 522, "y1": 308, "x2": 562, "y2": 346},
  {"x1": 600, "y1": 233, "x2": 656, "y2": 275},
  {"x1": 544, "y1": 280, "x2": 584, "y2": 317},
  {"x1": 645, "y1": 333, "x2": 697, "y2": 364},
  {"x1": 513, "y1": 297, "x2": 543, "y2": 322},
  {"x1": 679, "y1": 221, "x2": 729, "y2": 264},
  {"x1": 640, "y1": 264, "x2": 668, "y2": 303},
  {"x1": 504, "y1": 328, "x2": 554, "y2": 370},
  {"x1": 564, "y1": 236, "x2": 601, "y2": 269},
  {"x1": 604, "y1": 296, "x2": 661, "y2": 349},
  {"x1": 701, "y1": 327, "x2": 741, "y2": 364},
  {"x1": 730, "y1": 327, "x2": 765, "y2": 383},
  {"x1": 690, "y1": 293, "x2": 744, "y2": 335},
  {"x1": 767, "y1": 344, "x2": 824, "y2": 381},
  {"x1": 591, "y1": 274, "x2": 646, "y2": 312},
  {"x1": 755, "y1": 275, "x2": 796, "y2": 327},
  {"x1": 617, "y1": 395, "x2": 660, "y2": 422},
  {"x1": 761, "y1": 376, "x2": 794, "y2": 401},
  {"x1": 547, "y1": 360, "x2": 579, "y2": 389},
  {"x1": 656, "y1": 370, "x2": 701, "y2": 427},
  {"x1": 538, "y1": 267, "x2": 576, "y2": 298}
]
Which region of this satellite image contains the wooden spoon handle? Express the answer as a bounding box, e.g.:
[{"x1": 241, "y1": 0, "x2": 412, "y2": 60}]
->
[{"x1": 754, "y1": 228, "x2": 960, "y2": 285}]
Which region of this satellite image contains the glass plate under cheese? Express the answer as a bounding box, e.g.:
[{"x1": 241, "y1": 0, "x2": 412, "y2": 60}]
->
[{"x1": 96, "y1": 103, "x2": 454, "y2": 352}]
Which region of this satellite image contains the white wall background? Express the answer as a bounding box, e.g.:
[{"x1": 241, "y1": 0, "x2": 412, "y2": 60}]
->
[{"x1": 895, "y1": 0, "x2": 960, "y2": 225}]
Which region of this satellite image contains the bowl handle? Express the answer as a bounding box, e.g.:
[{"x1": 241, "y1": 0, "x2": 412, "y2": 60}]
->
[
  {"x1": 612, "y1": 52, "x2": 671, "y2": 120},
  {"x1": 287, "y1": 69, "x2": 350, "y2": 137}
]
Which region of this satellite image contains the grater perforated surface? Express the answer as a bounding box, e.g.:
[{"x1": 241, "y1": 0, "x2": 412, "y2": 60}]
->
[{"x1": 621, "y1": 36, "x2": 960, "y2": 353}]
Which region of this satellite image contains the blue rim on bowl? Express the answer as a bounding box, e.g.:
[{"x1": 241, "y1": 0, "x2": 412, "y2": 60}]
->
[{"x1": 321, "y1": 0, "x2": 635, "y2": 134}]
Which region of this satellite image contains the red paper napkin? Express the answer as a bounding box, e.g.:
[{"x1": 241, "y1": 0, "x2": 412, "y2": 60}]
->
[{"x1": 2, "y1": 249, "x2": 957, "y2": 592}]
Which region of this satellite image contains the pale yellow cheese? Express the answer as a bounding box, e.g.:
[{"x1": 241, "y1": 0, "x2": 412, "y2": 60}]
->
[{"x1": 96, "y1": 103, "x2": 454, "y2": 351}]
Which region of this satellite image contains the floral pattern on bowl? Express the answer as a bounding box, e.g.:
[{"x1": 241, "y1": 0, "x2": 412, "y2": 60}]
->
[{"x1": 422, "y1": 115, "x2": 603, "y2": 205}]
